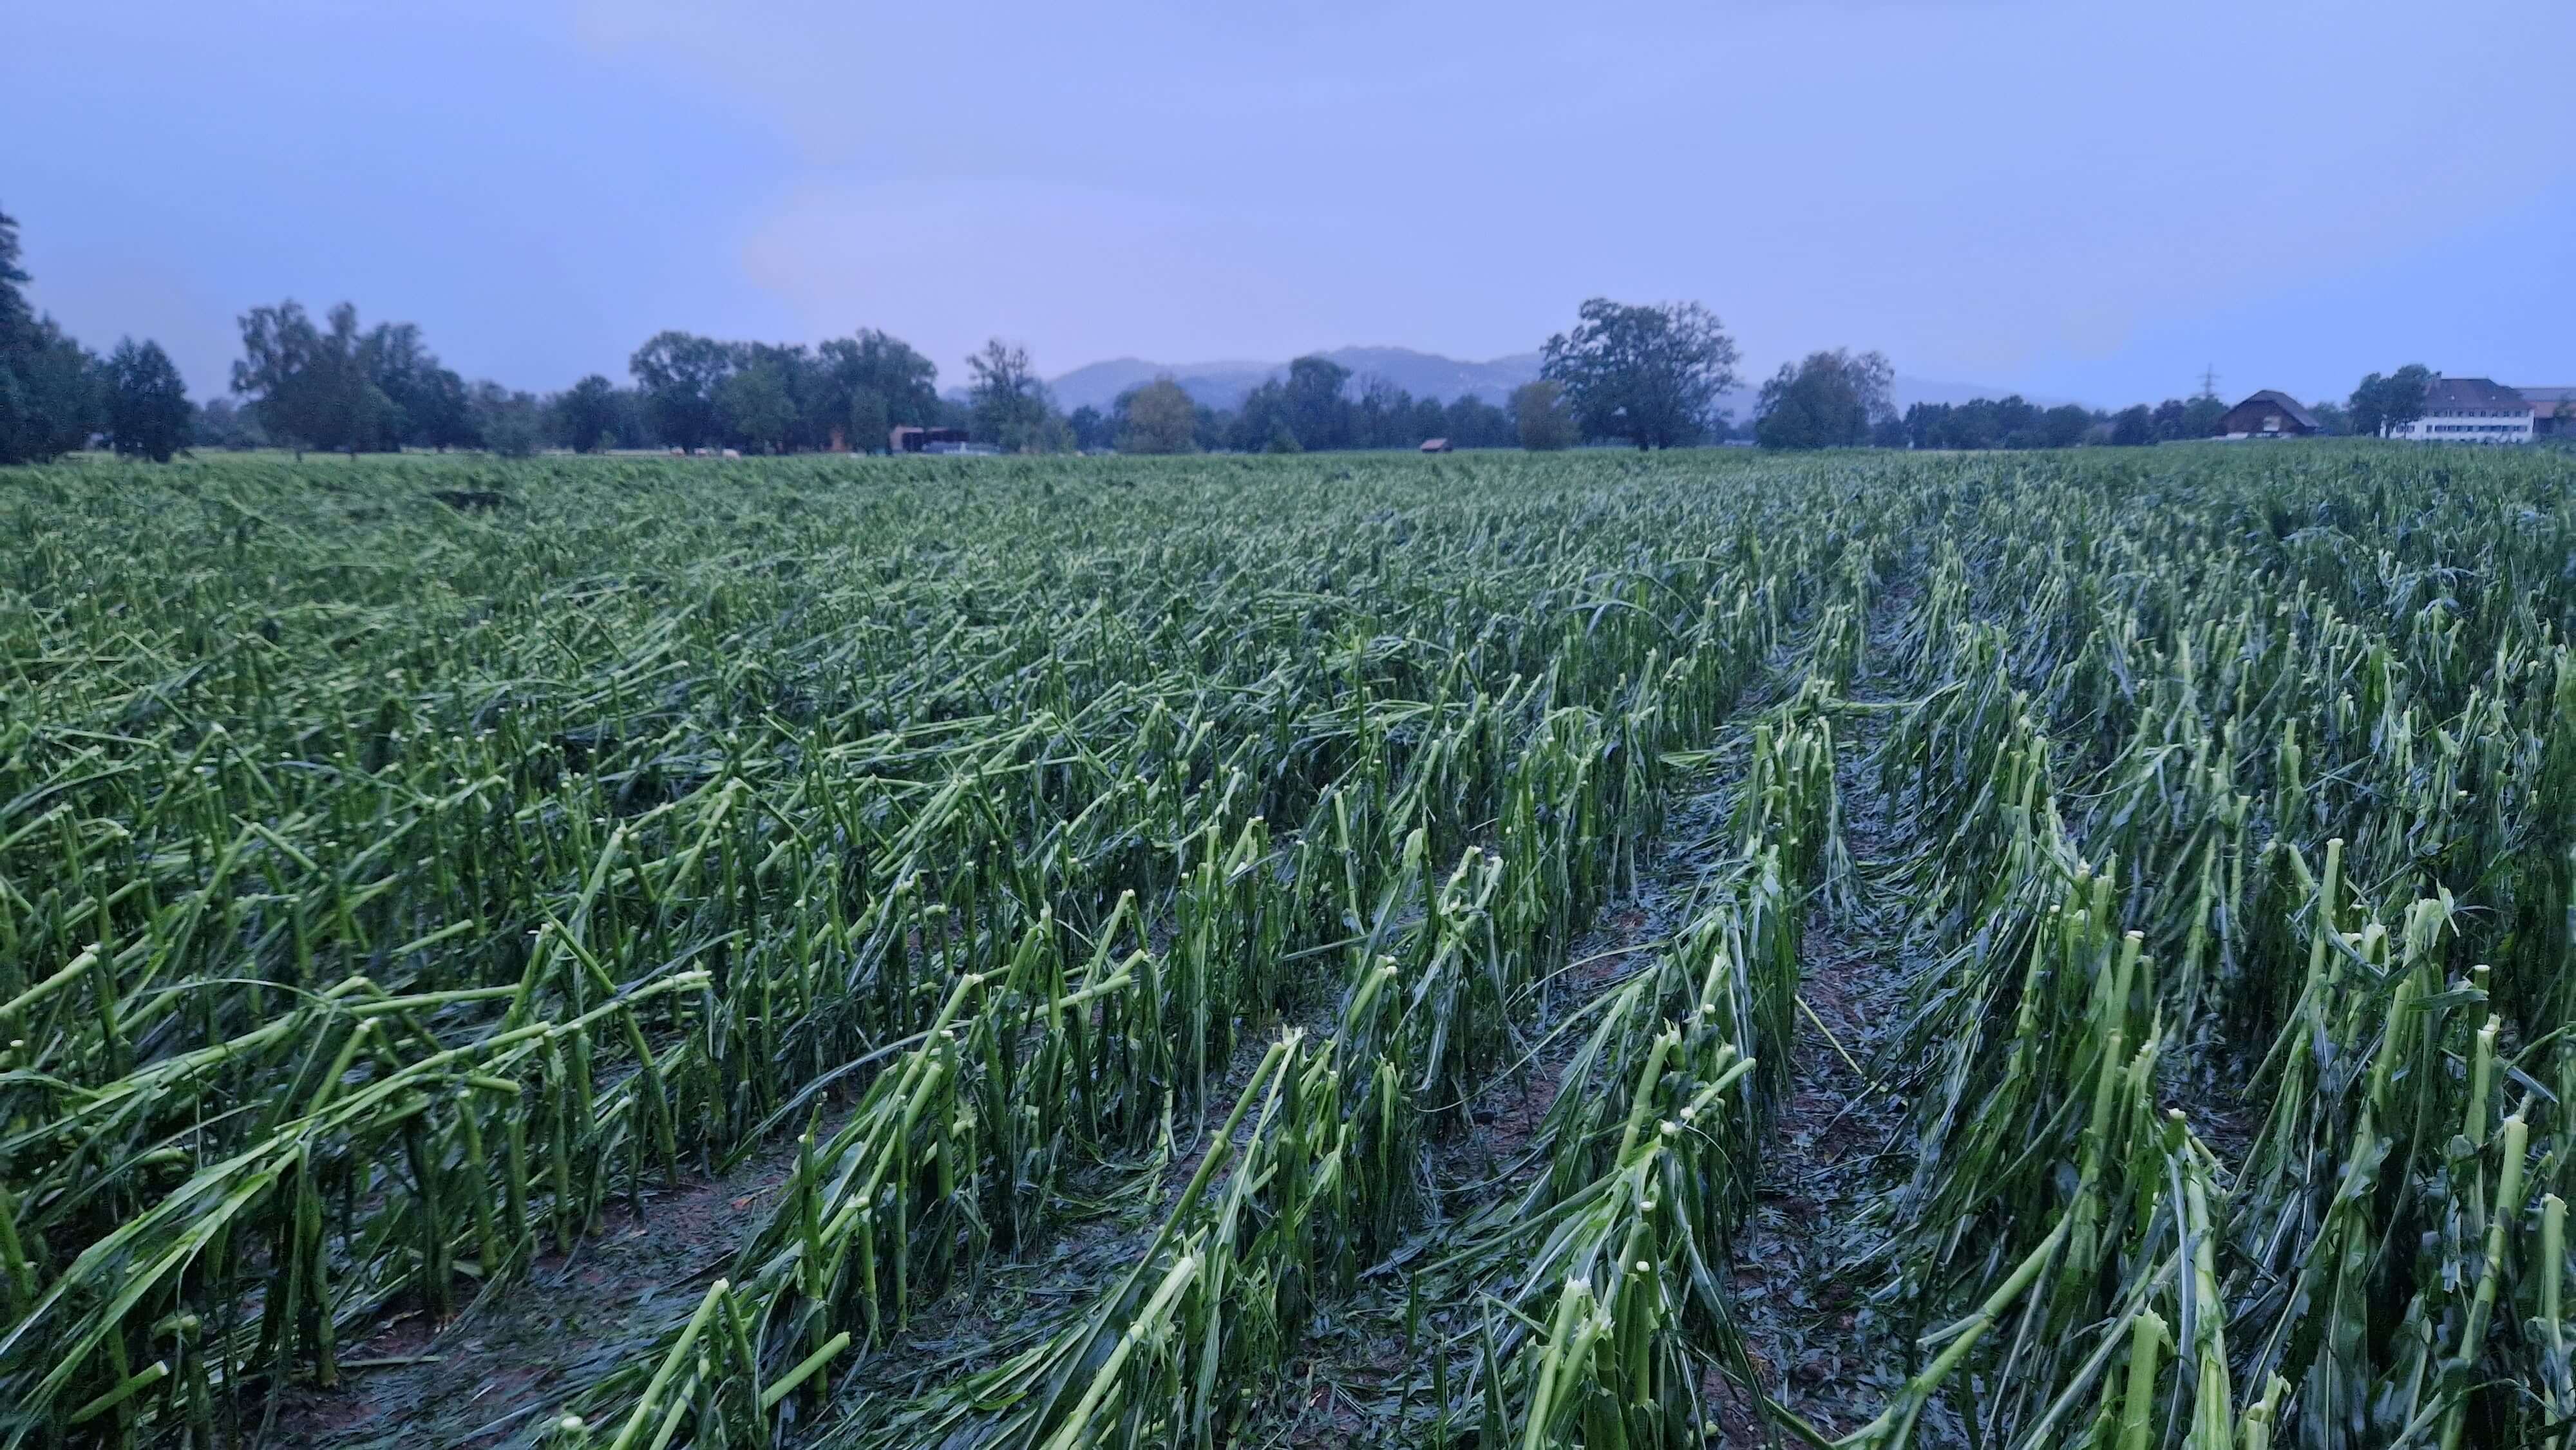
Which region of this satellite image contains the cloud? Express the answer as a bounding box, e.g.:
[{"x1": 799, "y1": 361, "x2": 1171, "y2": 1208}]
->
[
  {"x1": 21, "y1": 0, "x2": 2558, "y2": 402},
  {"x1": 588, "y1": 1, "x2": 2573, "y2": 389}
]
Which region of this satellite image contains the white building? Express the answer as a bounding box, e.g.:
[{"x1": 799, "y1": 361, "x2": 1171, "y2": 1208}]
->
[{"x1": 2392, "y1": 377, "x2": 2533, "y2": 444}]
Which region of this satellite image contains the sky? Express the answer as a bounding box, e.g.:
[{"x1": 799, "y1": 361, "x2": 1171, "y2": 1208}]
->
[{"x1": 7, "y1": 0, "x2": 2573, "y2": 409}]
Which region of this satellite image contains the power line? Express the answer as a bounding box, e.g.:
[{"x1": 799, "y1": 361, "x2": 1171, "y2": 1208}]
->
[{"x1": 2199, "y1": 364, "x2": 2221, "y2": 401}]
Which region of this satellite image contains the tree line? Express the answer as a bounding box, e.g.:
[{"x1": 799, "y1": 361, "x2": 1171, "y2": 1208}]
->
[
  {"x1": 1, "y1": 209, "x2": 192, "y2": 464},
  {"x1": 1, "y1": 208, "x2": 569, "y2": 464},
  {"x1": 0, "y1": 202, "x2": 1728, "y2": 463},
  {"x1": 1083, "y1": 359, "x2": 1523, "y2": 455},
  {"x1": 1739, "y1": 348, "x2": 2416, "y2": 451},
  {"x1": 0, "y1": 201, "x2": 2486, "y2": 466}
]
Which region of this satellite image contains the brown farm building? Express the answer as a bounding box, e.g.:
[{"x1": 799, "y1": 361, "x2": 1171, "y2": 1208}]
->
[
  {"x1": 2524, "y1": 386, "x2": 2576, "y2": 438},
  {"x1": 890, "y1": 426, "x2": 970, "y2": 453},
  {"x1": 2217, "y1": 391, "x2": 2320, "y2": 438}
]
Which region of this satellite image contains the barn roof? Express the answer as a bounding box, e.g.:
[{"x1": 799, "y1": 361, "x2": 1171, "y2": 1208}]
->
[
  {"x1": 2423, "y1": 378, "x2": 2530, "y2": 412},
  {"x1": 2231, "y1": 390, "x2": 2320, "y2": 430}
]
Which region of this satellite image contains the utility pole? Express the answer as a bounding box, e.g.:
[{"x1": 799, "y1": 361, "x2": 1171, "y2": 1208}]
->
[{"x1": 2198, "y1": 365, "x2": 2221, "y2": 401}]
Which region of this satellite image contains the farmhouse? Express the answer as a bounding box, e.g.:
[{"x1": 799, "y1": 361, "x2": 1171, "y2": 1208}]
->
[
  {"x1": 2519, "y1": 386, "x2": 2576, "y2": 438},
  {"x1": 2215, "y1": 391, "x2": 2319, "y2": 439},
  {"x1": 1418, "y1": 437, "x2": 1453, "y2": 453},
  {"x1": 890, "y1": 425, "x2": 971, "y2": 453},
  {"x1": 2391, "y1": 377, "x2": 2533, "y2": 444}
]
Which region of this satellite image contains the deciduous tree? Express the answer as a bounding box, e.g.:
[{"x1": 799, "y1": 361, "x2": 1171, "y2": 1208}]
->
[
  {"x1": 2178, "y1": 392, "x2": 2228, "y2": 440},
  {"x1": 1753, "y1": 349, "x2": 1892, "y2": 450},
  {"x1": 1352, "y1": 376, "x2": 1413, "y2": 449},
  {"x1": 1540, "y1": 299, "x2": 1738, "y2": 449},
  {"x1": 0, "y1": 319, "x2": 98, "y2": 462},
  {"x1": 1116, "y1": 377, "x2": 1198, "y2": 454},
  {"x1": 103, "y1": 338, "x2": 191, "y2": 462},
  {"x1": 1229, "y1": 379, "x2": 1293, "y2": 453},
  {"x1": 0, "y1": 209, "x2": 102, "y2": 464},
  {"x1": 848, "y1": 388, "x2": 891, "y2": 453},
  {"x1": 967, "y1": 338, "x2": 1064, "y2": 452},
  {"x1": 470, "y1": 381, "x2": 544, "y2": 457},
  {"x1": 554, "y1": 374, "x2": 621, "y2": 453},
  {"x1": 1511, "y1": 380, "x2": 1576, "y2": 450},
  {"x1": 718, "y1": 361, "x2": 797, "y2": 453},
  {"x1": 2348, "y1": 364, "x2": 2432, "y2": 438},
  {"x1": 1443, "y1": 395, "x2": 1511, "y2": 449},
  {"x1": 193, "y1": 395, "x2": 267, "y2": 449},
  {"x1": 0, "y1": 207, "x2": 30, "y2": 348},
  {"x1": 629, "y1": 330, "x2": 735, "y2": 451},
  {"x1": 406, "y1": 366, "x2": 477, "y2": 450},
  {"x1": 1283, "y1": 356, "x2": 1352, "y2": 451},
  {"x1": 819, "y1": 330, "x2": 941, "y2": 435},
  {"x1": 232, "y1": 301, "x2": 388, "y2": 456}
]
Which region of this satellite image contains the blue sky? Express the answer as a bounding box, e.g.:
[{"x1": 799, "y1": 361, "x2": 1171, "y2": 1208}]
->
[{"x1": 7, "y1": 0, "x2": 2571, "y2": 408}]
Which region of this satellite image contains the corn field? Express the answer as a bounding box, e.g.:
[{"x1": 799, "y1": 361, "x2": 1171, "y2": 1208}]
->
[{"x1": 2, "y1": 445, "x2": 2573, "y2": 1448}]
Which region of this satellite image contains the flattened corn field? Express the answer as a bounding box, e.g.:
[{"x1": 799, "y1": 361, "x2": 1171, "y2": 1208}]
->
[{"x1": 5, "y1": 446, "x2": 2575, "y2": 1450}]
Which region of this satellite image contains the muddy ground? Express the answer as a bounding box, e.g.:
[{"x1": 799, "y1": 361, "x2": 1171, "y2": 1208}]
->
[{"x1": 273, "y1": 1130, "x2": 818, "y2": 1448}]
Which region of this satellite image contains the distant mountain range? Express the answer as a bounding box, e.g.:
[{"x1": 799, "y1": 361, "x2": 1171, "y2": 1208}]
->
[{"x1": 1047, "y1": 347, "x2": 2083, "y2": 417}]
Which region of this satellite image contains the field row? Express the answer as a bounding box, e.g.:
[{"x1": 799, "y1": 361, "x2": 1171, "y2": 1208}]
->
[{"x1": 3, "y1": 446, "x2": 2573, "y2": 1447}]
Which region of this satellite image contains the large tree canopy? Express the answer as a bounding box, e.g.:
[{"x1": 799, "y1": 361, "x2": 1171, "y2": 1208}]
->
[
  {"x1": 554, "y1": 374, "x2": 620, "y2": 453},
  {"x1": 629, "y1": 330, "x2": 737, "y2": 451},
  {"x1": 0, "y1": 208, "x2": 102, "y2": 464},
  {"x1": 1540, "y1": 299, "x2": 1739, "y2": 449},
  {"x1": 355, "y1": 321, "x2": 475, "y2": 450},
  {"x1": 819, "y1": 330, "x2": 941, "y2": 448},
  {"x1": 625, "y1": 329, "x2": 943, "y2": 453},
  {"x1": 231, "y1": 301, "x2": 396, "y2": 453},
  {"x1": 0, "y1": 209, "x2": 29, "y2": 342},
  {"x1": 1511, "y1": 379, "x2": 1576, "y2": 451},
  {"x1": 466, "y1": 381, "x2": 543, "y2": 457},
  {"x1": 967, "y1": 338, "x2": 1065, "y2": 452},
  {"x1": 1116, "y1": 377, "x2": 1198, "y2": 454},
  {"x1": 193, "y1": 396, "x2": 267, "y2": 449},
  {"x1": 717, "y1": 361, "x2": 798, "y2": 453},
  {"x1": 1282, "y1": 356, "x2": 1352, "y2": 451},
  {"x1": 103, "y1": 338, "x2": 192, "y2": 462},
  {"x1": 1754, "y1": 349, "x2": 1893, "y2": 451},
  {"x1": 2348, "y1": 364, "x2": 2433, "y2": 438}
]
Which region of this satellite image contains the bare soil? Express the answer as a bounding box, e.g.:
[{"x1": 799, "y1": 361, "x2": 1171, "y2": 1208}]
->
[
  {"x1": 274, "y1": 1129, "x2": 826, "y2": 1449},
  {"x1": 1728, "y1": 688, "x2": 1913, "y2": 1439}
]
